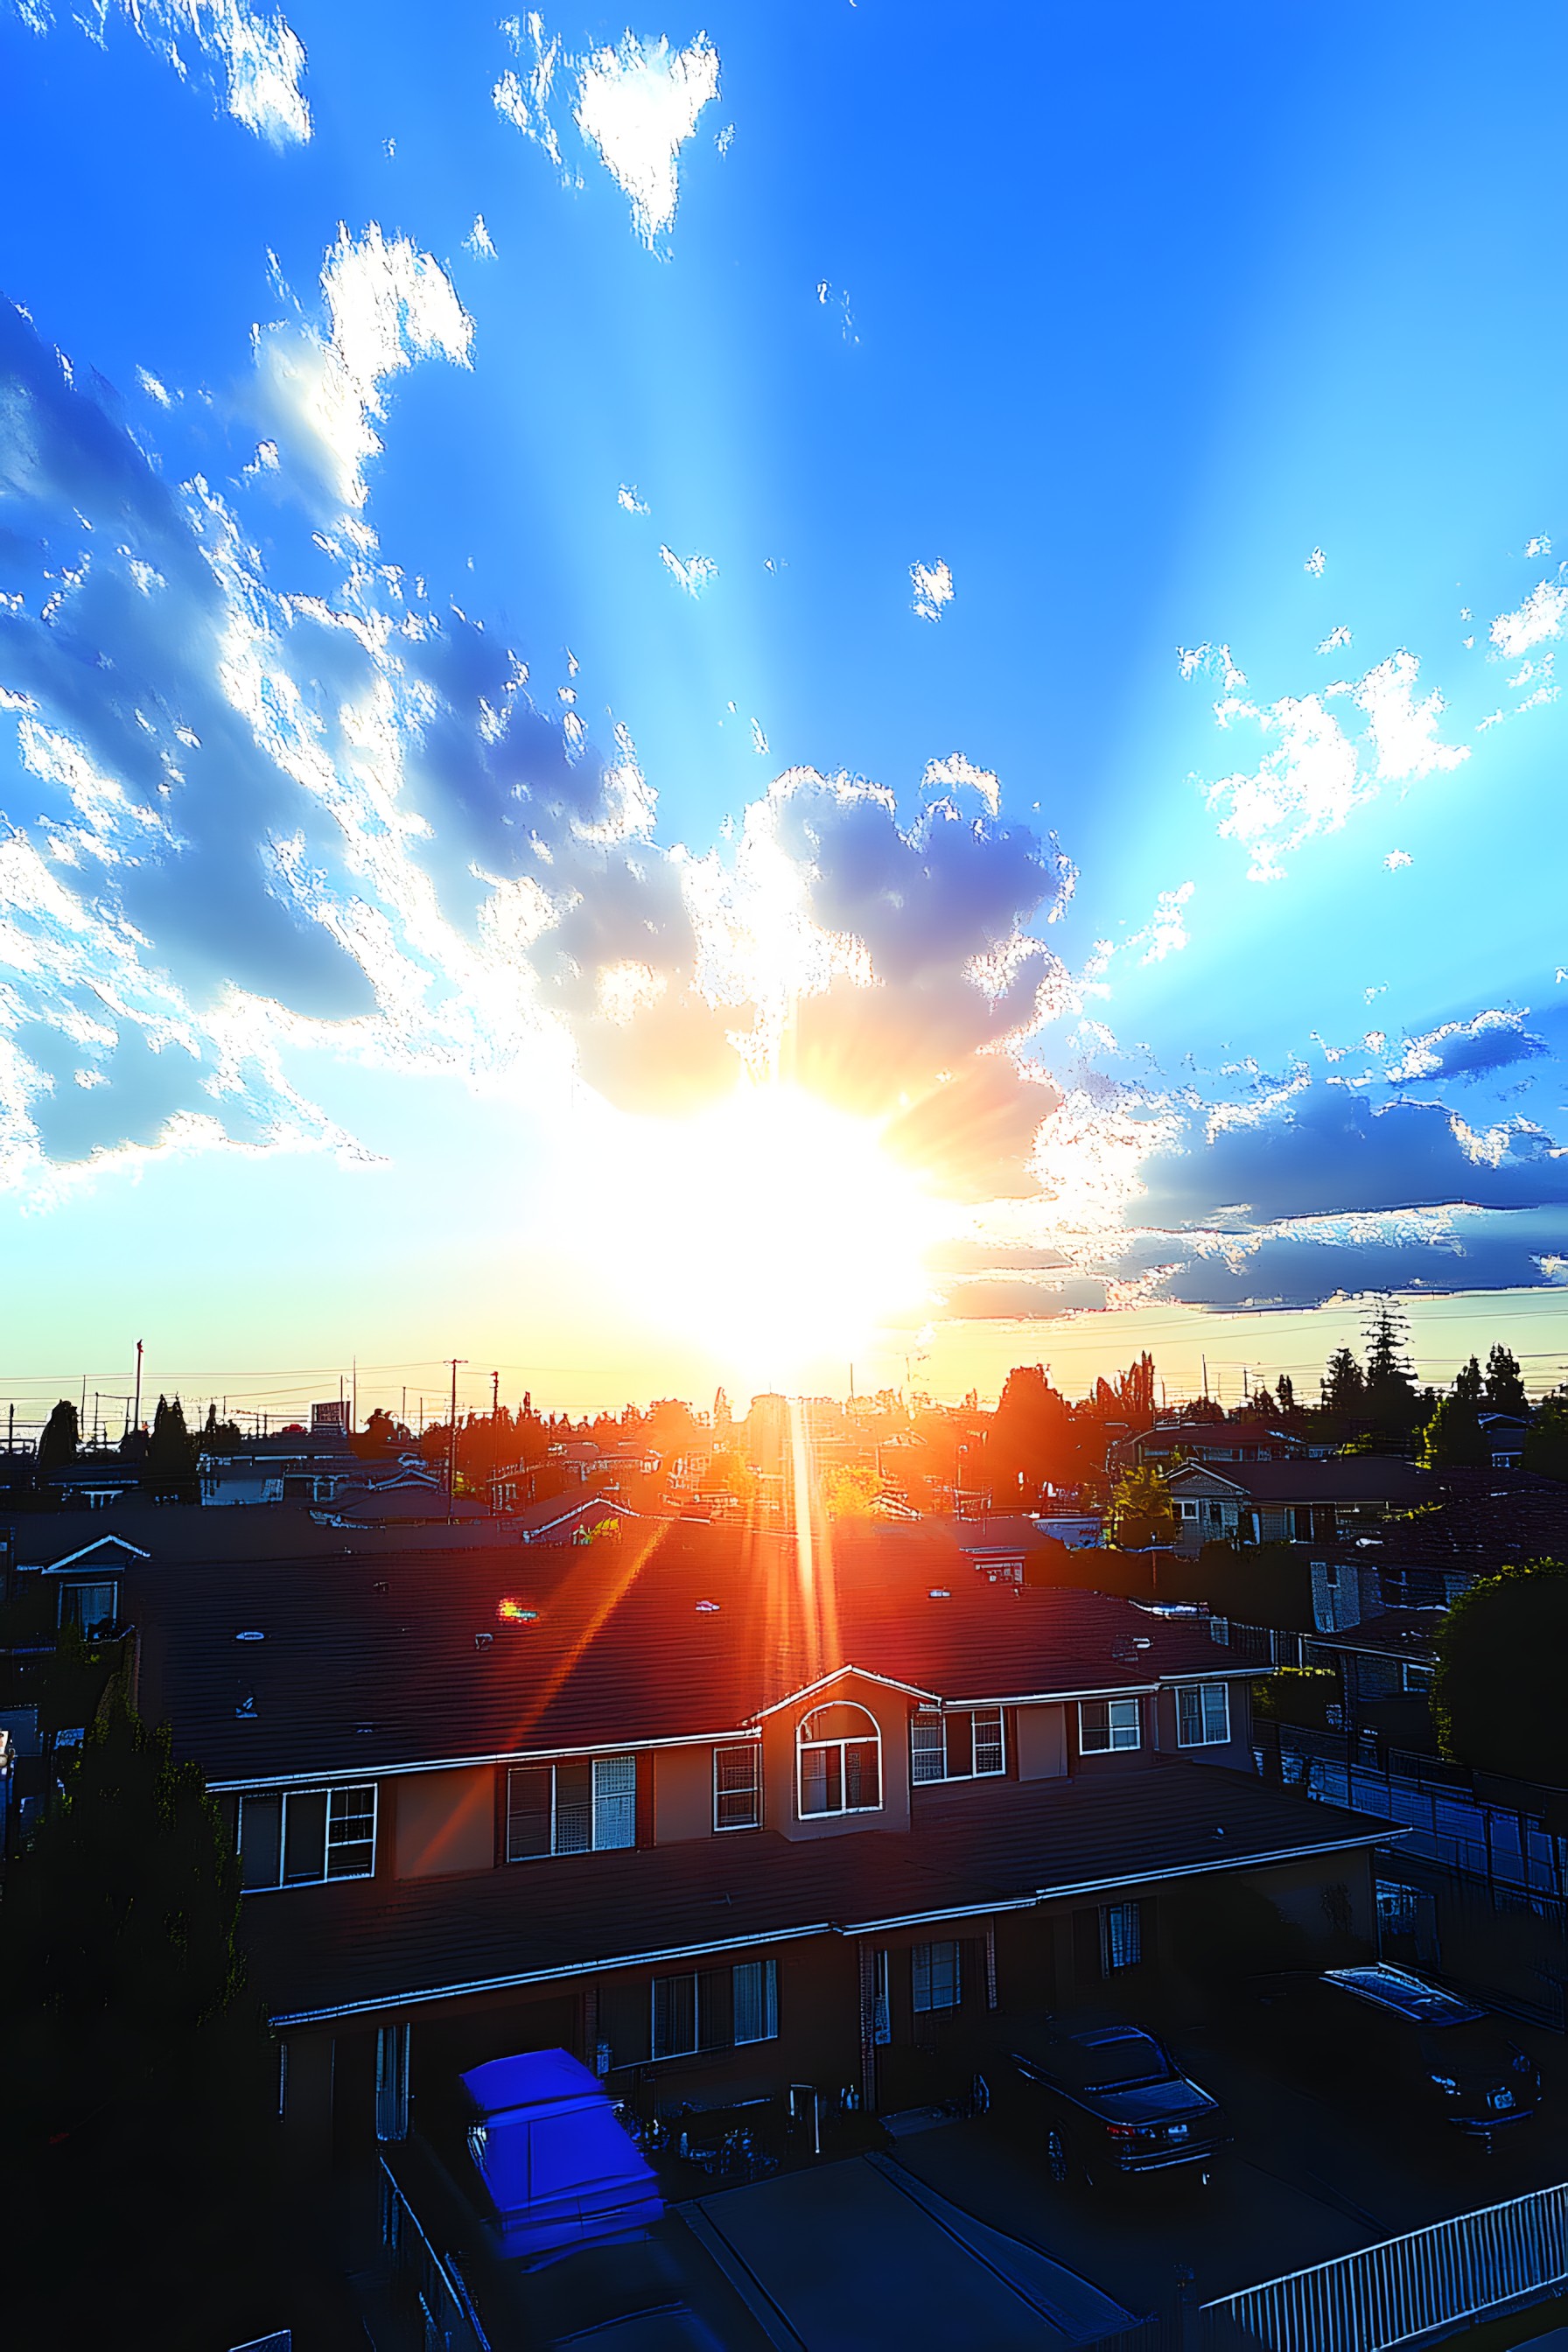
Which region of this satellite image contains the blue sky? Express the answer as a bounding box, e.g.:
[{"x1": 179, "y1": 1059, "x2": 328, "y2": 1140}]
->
[{"x1": 1, "y1": 0, "x2": 1565, "y2": 1425}]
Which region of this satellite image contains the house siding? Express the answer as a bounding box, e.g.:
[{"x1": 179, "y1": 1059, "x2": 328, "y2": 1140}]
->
[
  {"x1": 392, "y1": 1767, "x2": 496, "y2": 1880},
  {"x1": 760, "y1": 1676, "x2": 914, "y2": 1842},
  {"x1": 1012, "y1": 1701, "x2": 1068, "y2": 1781},
  {"x1": 652, "y1": 1742, "x2": 720, "y2": 1843}
]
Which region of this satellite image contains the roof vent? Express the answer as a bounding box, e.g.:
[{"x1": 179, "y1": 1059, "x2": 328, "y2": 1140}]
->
[
  {"x1": 1133, "y1": 1636, "x2": 1151, "y2": 1648},
  {"x1": 928, "y1": 1588, "x2": 950, "y2": 1600},
  {"x1": 374, "y1": 1580, "x2": 389, "y2": 1593},
  {"x1": 696, "y1": 1599, "x2": 719, "y2": 1613},
  {"x1": 236, "y1": 1629, "x2": 264, "y2": 1642},
  {"x1": 475, "y1": 1632, "x2": 494, "y2": 1649}
]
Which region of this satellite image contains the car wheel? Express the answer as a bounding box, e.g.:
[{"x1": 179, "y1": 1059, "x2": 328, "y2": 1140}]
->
[{"x1": 1044, "y1": 2127, "x2": 1070, "y2": 2184}]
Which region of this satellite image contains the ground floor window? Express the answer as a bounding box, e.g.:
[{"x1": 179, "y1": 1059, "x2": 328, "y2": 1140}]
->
[
  {"x1": 911, "y1": 1939, "x2": 962, "y2": 2013},
  {"x1": 1376, "y1": 1880, "x2": 1418, "y2": 1936},
  {"x1": 1102, "y1": 1900, "x2": 1143, "y2": 1970},
  {"x1": 649, "y1": 1957, "x2": 779, "y2": 2060}
]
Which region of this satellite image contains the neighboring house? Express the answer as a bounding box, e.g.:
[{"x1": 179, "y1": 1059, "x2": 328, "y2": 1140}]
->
[
  {"x1": 200, "y1": 1432, "x2": 359, "y2": 1507},
  {"x1": 945, "y1": 1512, "x2": 1102, "y2": 1585},
  {"x1": 1475, "y1": 1414, "x2": 1530, "y2": 1470},
  {"x1": 1114, "y1": 1419, "x2": 1307, "y2": 1474},
  {"x1": 1165, "y1": 1458, "x2": 1431, "y2": 1553},
  {"x1": 104, "y1": 1525, "x2": 1392, "y2": 2184},
  {"x1": 42, "y1": 1460, "x2": 145, "y2": 1511}
]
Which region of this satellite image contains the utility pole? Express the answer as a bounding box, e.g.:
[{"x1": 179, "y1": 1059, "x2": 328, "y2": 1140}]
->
[
  {"x1": 133, "y1": 1339, "x2": 144, "y2": 1436},
  {"x1": 352, "y1": 1357, "x2": 358, "y2": 1435},
  {"x1": 446, "y1": 1358, "x2": 466, "y2": 1508},
  {"x1": 491, "y1": 1369, "x2": 499, "y2": 1416}
]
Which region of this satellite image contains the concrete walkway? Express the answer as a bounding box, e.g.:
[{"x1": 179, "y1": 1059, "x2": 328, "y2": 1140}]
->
[{"x1": 682, "y1": 2152, "x2": 1143, "y2": 2351}]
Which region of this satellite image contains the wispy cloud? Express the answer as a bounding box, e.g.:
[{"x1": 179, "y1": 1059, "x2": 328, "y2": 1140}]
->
[
  {"x1": 494, "y1": 15, "x2": 719, "y2": 251},
  {"x1": 660, "y1": 545, "x2": 718, "y2": 597},
  {"x1": 251, "y1": 224, "x2": 473, "y2": 514},
  {"x1": 9, "y1": 0, "x2": 311, "y2": 143},
  {"x1": 1490, "y1": 575, "x2": 1568, "y2": 660},
  {"x1": 910, "y1": 559, "x2": 953, "y2": 622}
]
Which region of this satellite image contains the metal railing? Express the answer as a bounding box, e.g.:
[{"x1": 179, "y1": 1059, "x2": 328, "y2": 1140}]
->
[
  {"x1": 379, "y1": 2156, "x2": 492, "y2": 2352},
  {"x1": 1201, "y1": 2179, "x2": 1568, "y2": 2351}
]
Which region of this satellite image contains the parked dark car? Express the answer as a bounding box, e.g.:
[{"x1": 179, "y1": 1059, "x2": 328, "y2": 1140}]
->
[
  {"x1": 991, "y1": 2020, "x2": 1230, "y2": 2188},
  {"x1": 1248, "y1": 1964, "x2": 1542, "y2": 2138}
]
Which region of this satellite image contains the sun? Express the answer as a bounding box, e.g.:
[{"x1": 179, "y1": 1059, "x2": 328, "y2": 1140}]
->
[{"x1": 577, "y1": 1080, "x2": 945, "y2": 1386}]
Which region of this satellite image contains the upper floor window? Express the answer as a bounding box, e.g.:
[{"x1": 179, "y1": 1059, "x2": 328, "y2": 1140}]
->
[
  {"x1": 507, "y1": 1755, "x2": 636, "y2": 1859},
  {"x1": 797, "y1": 1702, "x2": 881, "y2": 1817},
  {"x1": 910, "y1": 1707, "x2": 1004, "y2": 1783},
  {"x1": 714, "y1": 1741, "x2": 761, "y2": 1831},
  {"x1": 1079, "y1": 1697, "x2": 1140, "y2": 1754},
  {"x1": 58, "y1": 1578, "x2": 119, "y2": 1635},
  {"x1": 1175, "y1": 1683, "x2": 1230, "y2": 1747},
  {"x1": 235, "y1": 1784, "x2": 376, "y2": 1890}
]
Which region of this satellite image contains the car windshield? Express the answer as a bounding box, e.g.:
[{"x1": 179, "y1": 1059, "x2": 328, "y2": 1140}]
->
[
  {"x1": 1418, "y1": 2020, "x2": 1522, "y2": 2077},
  {"x1": 1065, "y1": 2033, "x2": 1174, "y2": 2092}
]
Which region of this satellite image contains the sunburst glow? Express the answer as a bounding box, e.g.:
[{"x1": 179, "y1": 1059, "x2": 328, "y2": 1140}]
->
[{"x1": 574, "y1": 1081, "x2": 946, "y2": 1385}]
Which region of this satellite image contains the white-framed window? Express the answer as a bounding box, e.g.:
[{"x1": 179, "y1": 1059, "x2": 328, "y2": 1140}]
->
[
  {"x1": 650, "y1": 1957, "x2": 779, "y2": 2059},
  {"x1": 1079, "y1": 1697, "x2": 1141, "y2": 1754},
  {"x1": 1403, "y1": 1662, "x2": 1434, "y2": 1694},
  {"x1": 1175, "y1": 1682, "x2": 1230, "y2": 1747},
  {"x1": 713, "y1": 1741, "x2": 761, "y2": 1830},
  {"x1": 910, "y1": 1707, "x2": 1004, "y2": 1783},
  {"x1": 507, "y1": 1756, "x2": 636, "y2": 1859},
  {"x1": 235, "y1": 1784, "x2": 377, "y2": 1890},
  {"x1": 1102, "y1": 1900, "x2": 1143, "y2": 1972},
  {"x1": 1177, "y1": 1500, "x2": 1200, "y2": 1521},
  {"x1": 797, "y1": 1702, "x2": 881, "y2": 1817},
  {"x1": 911, "y1": 1939, "x2": 962, "y2": 2013},
  {"x1": 58, "y1": 1578, "x2": 119, "y2": 1634}
]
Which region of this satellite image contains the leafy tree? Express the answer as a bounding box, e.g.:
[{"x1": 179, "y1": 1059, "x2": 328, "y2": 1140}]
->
[
  {"x1": 0, "y1": 1687, "x2": 280, "y2": 2345},
  {"x1": 35, "y1": 1397, "x2": 79, "y2": 1480},
  {"x1": 1522, "y1": 1393, "x2": 1568, "y2": 1482},
  {"x1": 1253, "y1": 1667, "x2": 1340, "y2": 1731},
  {"x1": 199, "y1": 1401, "x2": 243, "y2": 1452},
  {"x1": 1433, "y1": 1560, "x2": 1568, "y2": 1785},
  {"x1": 985, "y1": 1365, "x2": 1077, "y2": 1501},
  {"x1": 351, "y1": 1404, "x2": 402, "y2": 1459},
  {"x1": 141, "y1": 1394, "x2": 199, "y2": 1505},
  {"x1": 822, "y1": 1463, "x2": 882, "y2": 1521},
  {"x1": 1106, "y1": 1464, "x2": 1176, "y2": 1551},
  {"x1": 1453, "y1": 1355, "x2": 1484, "y2": 1408},
  {"x1": 1484, "y1": 1343, "x2": 1529, "y2": 1418},
  {"x1": 1418, "y1": 1394, "x2": 1488, "y2": 1470}
]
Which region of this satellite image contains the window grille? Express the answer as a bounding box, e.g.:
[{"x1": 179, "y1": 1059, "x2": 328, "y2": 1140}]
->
[
  {"x1": 1079, "y1": 1697, "x2": 1141, "y2": 1753},
  {"x1": 714, "y1": 1742, "x2": 761, "y2": 1830},
  {"x1": 911, "y1": 1940, "x2": 962, "y2": 2012},
  {"x1": 506, "y1": 1756, "x2": 638, "y2": 1859},
  {"x1": 1176, "y1": 1682, "x2": 1230, "y2": 1746}
]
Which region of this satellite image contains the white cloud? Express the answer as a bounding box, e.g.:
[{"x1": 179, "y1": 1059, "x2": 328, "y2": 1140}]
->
[
  {"x1": 911, "y1": 559, "x2": 953, "y2": 622},
  {"x1": 1317, "y1": 623, "x2": 1351, "y2": 654},
  {"x1": 1384, "y1": 849, "x2": 1411, "y2": 871},
  {"x1": 1177, "y1": 642, "x2": 1245, "y2": 691},
  {"x1": 465, "y1": 214, "x2": 497, "y2": 259},
  {"x1": 618, "y1": 483, "x2": 649, "y2": 515},
  {"x1": 1305, "y1": 547, "x2": 1326, "y2": 576},
  {"x1": 1127, "y1": 880, "x2": 1195, "y2": 965},
  {"x1": 921, "y1": 752, "x2": 1000, "y2": 815},
  {"x1": 253, "y1": 224, "x2": 473, "y2": 512},
  {"x1": 1490, "y1": 576, "x2": 1568, "y2": 660},
  {"x1": 751, "y1": 718, "x2": 768, "y2": 756},
  {"x1": 493, "y1": 12, "x2": 566, "y2": 169},
  {"x1": 1350, "y1": 649, "x2": 1468, "y2": 783},
  {"x1": 136, "y1": 367, "x2": 172, "y2": 407},
  {"x1": 27, "y1": 0, "x2": 313, "y2": 144},
  {"x1": 660, "y1": 545, "x2": 718, "y2": 597},
  {"x1": 572, "y1": 30, "x2": 719, "y2": 249},
  {"x1": 1195, "y1": 648, "x2": 1466, "y2": 881},
  {"x1": 1525, "y1": 534, "x2": 1552, "y2": 558}
]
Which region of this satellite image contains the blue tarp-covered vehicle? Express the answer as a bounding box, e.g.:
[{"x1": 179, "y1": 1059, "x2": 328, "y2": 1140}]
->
[{"x1": 461, "y1": 2048, "x2": 664, "y2": 2265}]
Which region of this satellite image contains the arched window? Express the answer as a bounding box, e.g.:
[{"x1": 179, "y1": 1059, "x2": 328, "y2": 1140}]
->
[{"x1": 797, "y1": 1701, "x2": 882, "y2": 1817}]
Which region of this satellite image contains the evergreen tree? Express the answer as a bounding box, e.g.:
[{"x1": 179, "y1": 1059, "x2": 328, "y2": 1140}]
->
[
  {"x1": 1453, "y1": 1355, "x2": 1484, "y2": 1408},
  {"x1": 1522, "y1": 1393, "x2": 1568, "y2": 1482},
  {"x1": 1320, "y1": 1347, "x2": 1365, "y2": 1418},
  {"x1": 1363, "y1": 1301, "x2": 1418, "y2": 1434},
  {"x1": 0, "y1": 1688, "x2": 279, "y2": 2344},
  {"x1": 1418, "y1": 1394, "x2": 1487, "y2": 1470},
  {"x1": 141, "y1": 1394, "x2": 199, "y2": 1505},
  {"x1": 1484, "y1": 1343, "x2": 1529, "y2": 1418},
  {"x1": 35, "y1": 1397, "x2": 79, "y2": 1480},
  {"x1": 1276, "y1": 1372, "x2": 1298, "y2": 1420},
  {"x1": 1433, "y1": 1560, "x2": 1568, "y2": 1785}
]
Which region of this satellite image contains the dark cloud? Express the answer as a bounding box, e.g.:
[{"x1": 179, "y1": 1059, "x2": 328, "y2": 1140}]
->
[
  {"x1": 924, "y1": 1238, "x2": 1072, "y2": 1273},
  {"x1": 1144, "y1": 1213, "x2": 1567, "y2": 1312},
  {"x1": 940, "y1": 1274, "x2": 1110, "y2": 1320},
  {"x1": 1400, "y1": 1016, "x2": 1549, "y2": 1084},
  {"x1": 1138, "y1": 1079, "x2": 1568, "y2": 1227}
]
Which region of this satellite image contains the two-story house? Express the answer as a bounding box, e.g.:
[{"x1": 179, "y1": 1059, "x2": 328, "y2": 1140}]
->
[
  {"x1": 1166, "y1": 1457, "x2": 1431, "y2": 1552},
  {"x1": 107, "y1": 1522, "x2": 1392, "y2": 2184}
]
